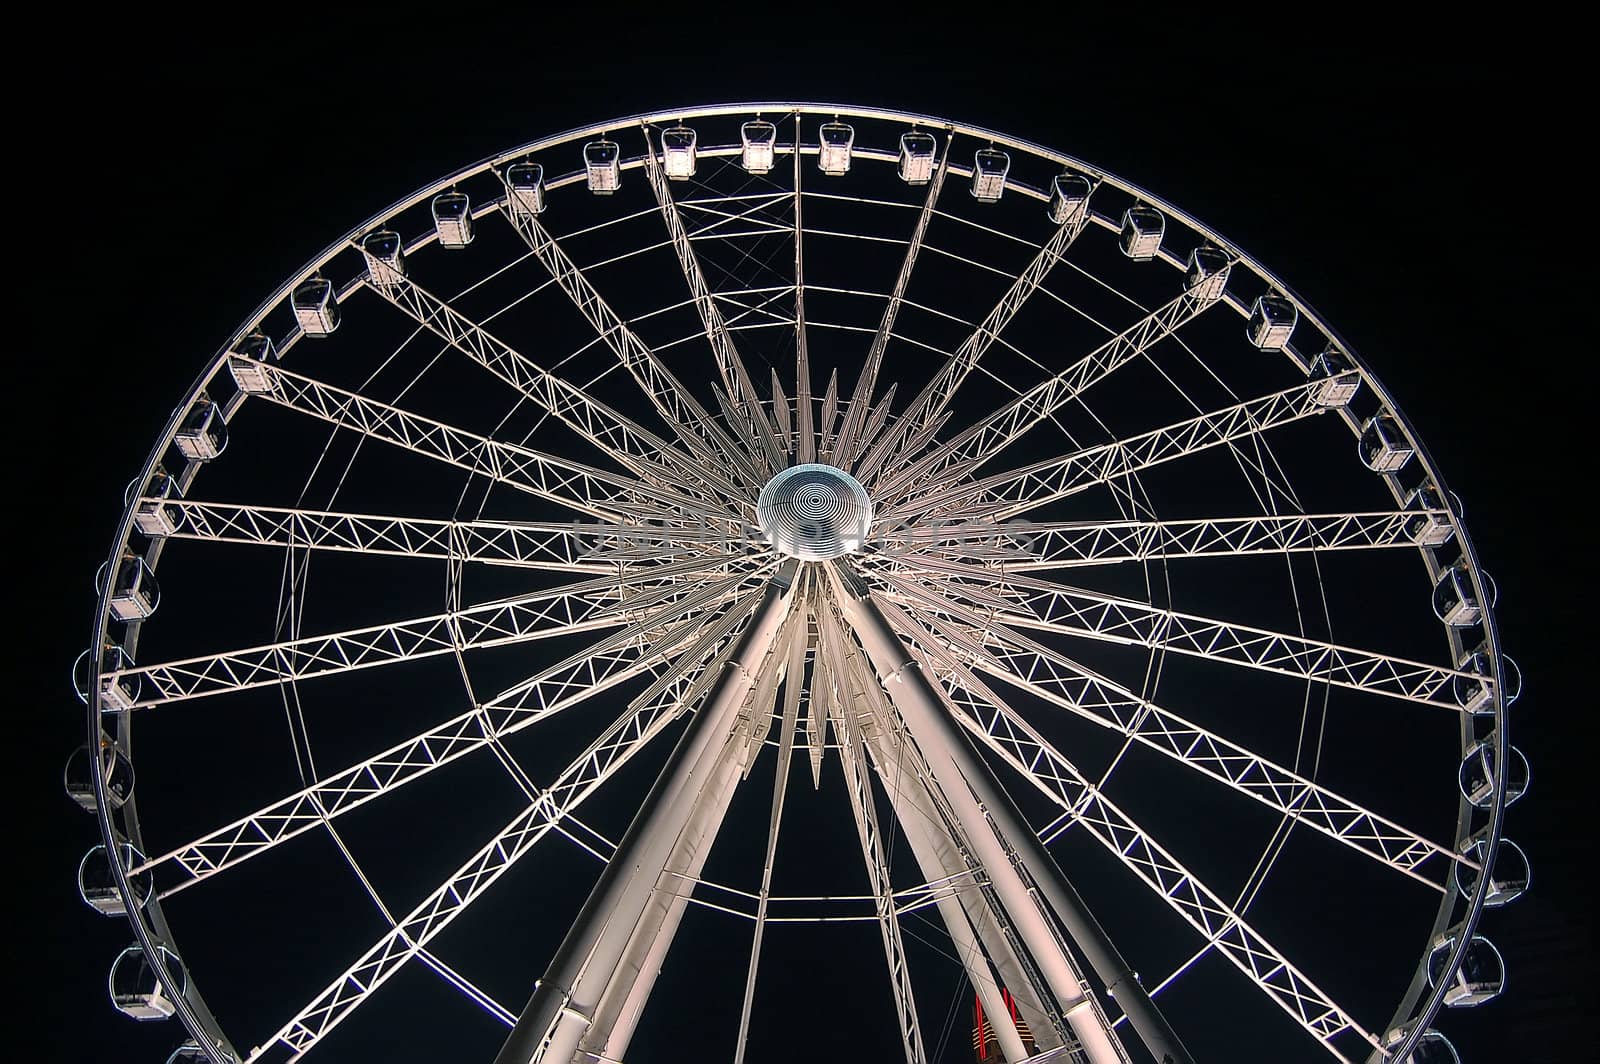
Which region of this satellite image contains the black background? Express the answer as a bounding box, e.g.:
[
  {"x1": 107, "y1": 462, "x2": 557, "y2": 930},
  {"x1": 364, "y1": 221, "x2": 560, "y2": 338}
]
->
[{"x1": 17, "y1": 10, "x2": 1586, "y2": 1063}]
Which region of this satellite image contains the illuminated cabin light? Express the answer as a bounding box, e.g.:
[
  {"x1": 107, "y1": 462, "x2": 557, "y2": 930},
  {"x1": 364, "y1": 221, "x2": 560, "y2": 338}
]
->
[
  {"x1": 741, "y1": 119, "x2": 777, "y2": 174},
  {"x1": 661, "y1": 124, "x2": 697, "y2": 180},
  {"x1": 818, "y1": 121, "x2": 854, "y2": 176}
]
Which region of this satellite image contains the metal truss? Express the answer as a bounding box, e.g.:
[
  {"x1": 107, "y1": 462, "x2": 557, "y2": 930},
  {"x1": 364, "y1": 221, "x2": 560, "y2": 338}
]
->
[
  {"x1": 236, "y1": 360, "x2": 730, "y2": 526},
  {"x1": 136, "y1": 575, "x2": 761, "y2": 894},
  {"x1": 149, "y1": 499, "x2": 742, "y2": 571},
  {"x1": 882, "y1": 600, "x2": 1382, "y2": 1059},
  {"x1": 836, "y1": 132, "x2": 952, "y2": 466},
  {"x1": 111, "y1": 557, "x2": 751, "y2": 707},
  {"x1": 897, "y1": 604, "x2": 1466, "y2": 888},
  {"x1": 366, "y1": 271, "x2": 746, "y2": 504},
  {"x1": 251, "y1": 594, "x2": 763, "y2": 1061},
  {"x1": 834, "y1": 702, "x2": 928, "y2": 1064},
  {"x1": 867, "y1": 553, "x2": 1474, "y2": 708},
  {"x1": 792, "y1": 117, "x2": 816, "y2": 465},
  {"x1": 877, "y1": 509, "x2": 1438, "y2": 570},
  {"x1": 640, "y1": 124, "x2": 785, "y2": 470},
  {"x1": 85, "y1": 106, "x2": 1502, "y2": 1064},
  {"x1": 496, "y1": 189, "x2": 765, "y2": 492},
  {"x1": 856, "y1": 181, "x2": 1098, "y2": 485},
  {"x1": 880, "y1": 375, "x2": 1356, "y2": 524},
  {"x1": 821, "y1": 608, "x2": 927, "y2": 1064},
  {"x1": 874, "y1": 280, "x2": 1226, "y2": 503}
]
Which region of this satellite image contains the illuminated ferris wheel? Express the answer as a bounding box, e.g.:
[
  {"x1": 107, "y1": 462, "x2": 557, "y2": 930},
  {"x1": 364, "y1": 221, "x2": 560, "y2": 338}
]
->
[{"x1": 69, "y1": 104, "x2": 1526, "y2": 1064}]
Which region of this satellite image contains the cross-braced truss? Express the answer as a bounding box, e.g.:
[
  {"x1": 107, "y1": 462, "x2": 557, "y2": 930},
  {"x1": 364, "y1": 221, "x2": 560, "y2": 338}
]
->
[{"x1": 81, "y1": 105, "x2": 1505, "y2": 1064}]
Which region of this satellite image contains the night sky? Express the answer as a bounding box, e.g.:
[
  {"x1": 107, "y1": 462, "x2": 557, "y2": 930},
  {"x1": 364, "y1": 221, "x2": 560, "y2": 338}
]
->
[{"x1": 19, "y1": 13, "x2": 1584, "y2": 1064}]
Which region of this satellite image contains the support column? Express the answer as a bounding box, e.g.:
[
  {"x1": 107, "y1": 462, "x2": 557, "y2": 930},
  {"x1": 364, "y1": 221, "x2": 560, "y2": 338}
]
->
[
  {"x1": 579, "y1": 722, "x2": 753, "y2": 1062},
  {"x1": 859, "y1": 701, "x2": 1061, "y2": 1058},
  {"x1": 494, "y1": 563, "x2": 799, "y2": 1064},
  {"x1": 863, "y1": 729, "x2": 1033, "y2": 1064},
  {"x1": 829, "y1": 560, "x2": 1193, "y2": 1064}
]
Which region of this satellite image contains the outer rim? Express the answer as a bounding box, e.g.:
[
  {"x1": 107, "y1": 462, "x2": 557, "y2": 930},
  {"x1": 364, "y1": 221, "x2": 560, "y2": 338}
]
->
[{"x1": 83, "y1": 102, "x2": 1510, "y2": 1064}]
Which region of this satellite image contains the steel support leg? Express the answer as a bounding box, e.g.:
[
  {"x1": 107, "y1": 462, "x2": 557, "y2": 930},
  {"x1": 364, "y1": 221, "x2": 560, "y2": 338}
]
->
[
  {"x1": 494, "y1": 563, "x2": 799, "y2": 1064},
  {"x1": 578, "y1": 723, "x2": 754, "y2": 1062},
  {"x1": 863, "y1": 725, "x2": 1034, "y2": 1064},
  {"x1": 829, "y1": 560, "x2": 1193, "y2": 1064}
]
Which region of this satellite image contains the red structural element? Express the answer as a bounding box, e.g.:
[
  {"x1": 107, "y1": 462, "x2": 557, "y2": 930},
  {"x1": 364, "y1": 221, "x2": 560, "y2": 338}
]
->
[{"x1": 973, "y1": 988, "x2": 1037, "y2": 1061}]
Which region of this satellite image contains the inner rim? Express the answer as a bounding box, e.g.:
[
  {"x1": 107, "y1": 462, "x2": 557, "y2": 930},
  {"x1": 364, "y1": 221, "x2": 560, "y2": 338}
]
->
[{"x1": 756, "y1": 464, "x2": 873, "y2": 561}]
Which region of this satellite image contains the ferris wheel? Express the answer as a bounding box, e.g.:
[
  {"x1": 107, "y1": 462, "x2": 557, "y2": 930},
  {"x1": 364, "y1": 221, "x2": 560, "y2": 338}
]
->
[{"x1": 68, "y1": 104, "x2": 1527, "y2": 1064}]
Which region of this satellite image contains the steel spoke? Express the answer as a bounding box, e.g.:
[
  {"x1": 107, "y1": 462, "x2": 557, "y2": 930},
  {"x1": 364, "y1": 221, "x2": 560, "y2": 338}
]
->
[
  {"x1": 364, "y1": 269, "x2": 745, "y2": 504},
  {"x1": 135, "y1": 577, "x2": 750, "y2": 894},
  {"x1": 233, "y1": 359, "x2": 730, "y2": 526},
  {"x1": 496, "y1": 184, "x2": 766, "y2": 491},
  {"x1": 897, "y1": 605, "x2": 1467, "y2": 888},
  {"x1": 873, "y1": 278, "x2": 1228, "y2": 503},
  {"x1": 113, "y1": 556, "x2": 750, "y2": 707},
  {"x1": 877, "y1": 509, "x2": 1439, "y2": 570},
  {"x1": 878, "y1": 375, "x2": 1356, "y2": 525},
  {"x1": 249, "y1": 592, "x2": 764, "y2": 1061},
  {"x1": 883, "y1": 602, "x2": 1383, "y2": 1059},
  {"x1": 855, "y1": 180, "x2": 1099, "y2": 484},
  {"x1": 150, "y1": 499, "x2": 741, "y2": 570},
  {"x1": 867, "y1": 558, "x2": 1477, "y2": 708},
  {"x1": 640, "y1": 124, "x2": 785, "y2": 470},
  {"x1": 836, "y1": 132, "x2": 952, "y2": 467}
]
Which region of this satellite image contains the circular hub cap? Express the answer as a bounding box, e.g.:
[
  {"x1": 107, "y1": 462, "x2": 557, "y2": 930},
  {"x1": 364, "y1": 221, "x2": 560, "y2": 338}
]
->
[{"x1": 756, "y1": 464, "x2": 873, "y2": 561}]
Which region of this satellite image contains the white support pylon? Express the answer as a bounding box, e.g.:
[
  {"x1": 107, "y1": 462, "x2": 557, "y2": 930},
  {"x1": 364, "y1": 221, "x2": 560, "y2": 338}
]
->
[
  {"x1": 827, "y1": 559, "x2": 1192, "y2": 1064},
  {"x1": 493, "y1": 561, "x2": 800, "y2": 1064}
]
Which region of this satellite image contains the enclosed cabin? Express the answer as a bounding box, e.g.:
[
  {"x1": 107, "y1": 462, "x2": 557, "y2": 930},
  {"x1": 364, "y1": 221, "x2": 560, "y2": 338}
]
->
[
  {"x1": 584, "y1": 138, "x2": 621, "y2": 194},
  {"x1": 970, "y1": 148, "x2": 1010, "y2": 203},
  {"x1": 131, "y1": 466, "x2": 180, "y2": 538},
  {"x1": 1359, "y1": 413, "x2": 1412, "y2": 473},
  {"x1": 64, "y1": 738, "x2": 134, "y2": 812},
  {"x1": 1247, "y1": 292, "x2": 1298, "y2": 350},
  {"x1": 817, "y1": 121, "x2": 855, "y2": 176},
  {"x1": 896, "y1": 131, "x2": 937, "y2": 185},
  {"x1": 1186, "y1": 246, "x2": 1232, "y2": 302},
  {"x1": 227, "y1": 332, "x2": 280, "y2": 395},
  {"x1": 1119, "y1": 205, "x2": 1164, "y2": 261},
  {"x1": 79, "y1": 841, "x2": 153, "y2": 915},
  {"x1": 168, "y1": 1045, "x2": 234, "y2": 1064},
  {"x1": 1307, "y1": 346, "x2": 1359, "y2": 408},
  {"x1": 1384, "y1": 1027, "x2": 1461, "y2": 1064},
  {"x1": 291, "y1": 277, "x2": 340, "y2": 336},
  {"x1": 503, "y1": 161, "x2": 546, "y2": 219},
  {"x1": 1459, "y1": 640, "x2": 1516, "y2": 713},
  {"x1": 1428, "y1": 932, "x2": 1506, "y2": 1007},
  {"x1": 1404, "y1": 483, "x2": 1455, "y2": 547},
  {"x1": 1453, "y1": 638, "x2": 1520, "y2": 715},
  {"x1": 110, "y1": 945, "x2": 186, "y2": 1020},
  {"x1": 77, "y1": 642, "x2": 143, "y2": 711},
  {"x1": 173, "y1": 396, "x2": 228, "y2": 461},
  {"x1": 1433, "y1": 562, "x2": 1492, "y2": 627},
  {"x1": 361, "y1": 229, "x2": 406, "y2": 286},
  {"x1": 108, "y1": 551, "x2": 160, "y2": 622},
  {"x1": 431, "y1": 191, "x2": 473, "y2": 248},
  {"x1": 1048, "y1": 172, "x2": 1092, "y2": 224},
  {"x1": 741, "y1": 119, "x2": 778, "y2": 174},
  {"x1": 1455, "y1": 837, "x2": 1530, "y2": 907},
  {"x1": 661, "y1": 124, "x2": 698, "y2": 180},
  {"x1": 1459, "y1": 736, "x2": 1529, "y2": 808}
]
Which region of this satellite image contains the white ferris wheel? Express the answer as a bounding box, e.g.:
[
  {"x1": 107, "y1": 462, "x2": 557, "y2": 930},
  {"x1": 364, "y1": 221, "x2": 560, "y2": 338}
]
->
[{"x1": 69, "y1": 104, "x2": 1526, "y2": 1064}]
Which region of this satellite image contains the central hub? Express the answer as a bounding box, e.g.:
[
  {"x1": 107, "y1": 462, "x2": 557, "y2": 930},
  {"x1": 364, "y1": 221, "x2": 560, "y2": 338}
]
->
[{"x1": 756, "y1": 464, "x2": 873, "y2": 561}]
